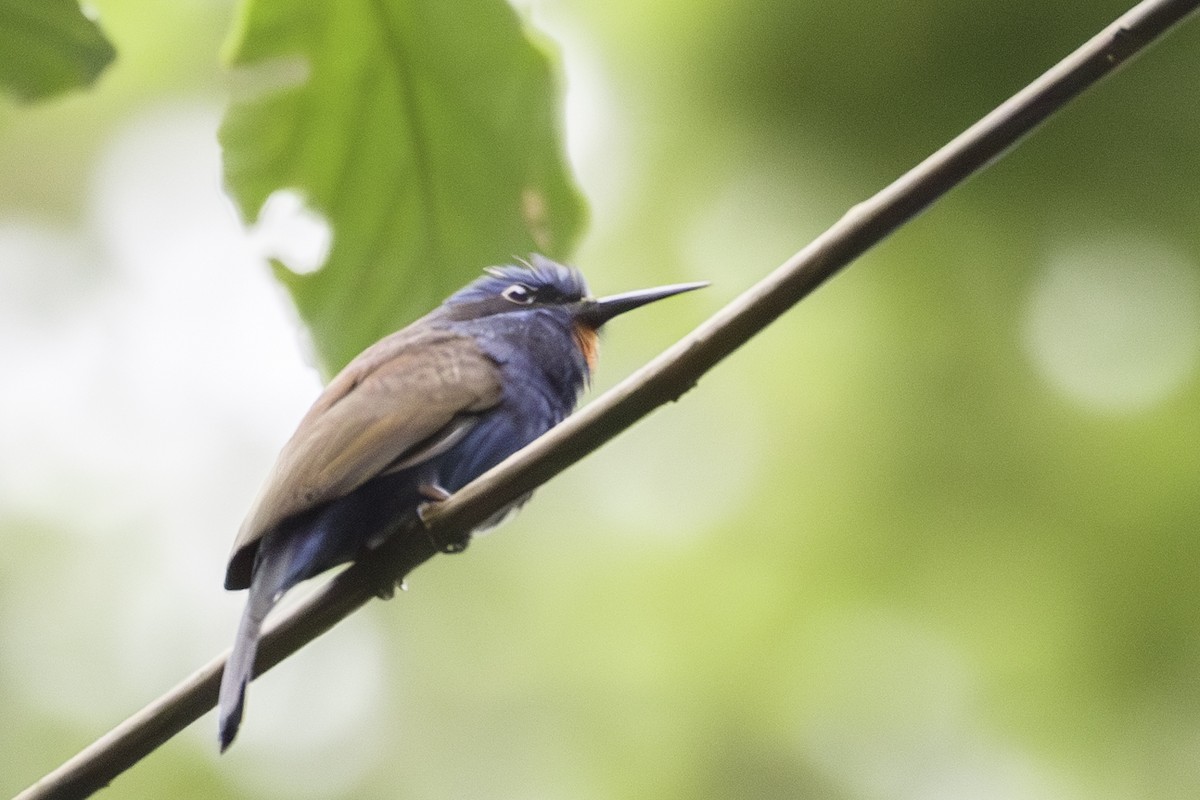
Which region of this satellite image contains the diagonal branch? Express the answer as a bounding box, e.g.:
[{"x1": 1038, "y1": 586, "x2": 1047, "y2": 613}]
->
[{"x1": 17, "y1": 0, "x2": 1200, "y2": 797}]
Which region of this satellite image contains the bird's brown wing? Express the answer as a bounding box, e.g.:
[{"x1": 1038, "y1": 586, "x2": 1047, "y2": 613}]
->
[{"x1": 225, "y1": 327, "x2": 503, "y2": 589}]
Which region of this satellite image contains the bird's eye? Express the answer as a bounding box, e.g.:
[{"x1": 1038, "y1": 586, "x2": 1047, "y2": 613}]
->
[{"x1": 501, "y1": 283, "x2": 536, "y2": 304}]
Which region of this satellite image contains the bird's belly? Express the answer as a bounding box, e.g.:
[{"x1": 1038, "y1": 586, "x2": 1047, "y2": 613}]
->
[{"x1": 431, "y1": 392, "x2": 563, "y2": 494}]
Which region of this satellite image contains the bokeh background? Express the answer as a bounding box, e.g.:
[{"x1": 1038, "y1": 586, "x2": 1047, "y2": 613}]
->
[{"x1": 4, "y1": 0, "x2": 1200, "y2": 798}]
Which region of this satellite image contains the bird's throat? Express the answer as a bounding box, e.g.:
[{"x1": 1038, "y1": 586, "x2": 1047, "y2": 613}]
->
[{"x1": 572, "y1": 322, "x2": 600, "y2": 374}]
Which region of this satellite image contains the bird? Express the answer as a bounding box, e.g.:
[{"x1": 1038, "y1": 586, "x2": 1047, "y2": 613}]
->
[{"x1": 217, "y1": 254, "x2": 706, "y2": 750}]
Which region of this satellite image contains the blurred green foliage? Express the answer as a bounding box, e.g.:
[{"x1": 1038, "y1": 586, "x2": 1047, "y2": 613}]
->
[
  {"x1": 2, "y1": 0, "x2": 1200, "y2": 799},
  {"x1": 221, "y1": 0, "x2": 585, "y2": 373},
  {"x1": 0, "y1": 0, "x2": 114, "y2": 102}
]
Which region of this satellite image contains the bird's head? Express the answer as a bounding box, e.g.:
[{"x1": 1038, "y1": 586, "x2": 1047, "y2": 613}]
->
[{"x1": 443, "y1": 255, "x2": 707, "y2": 371}]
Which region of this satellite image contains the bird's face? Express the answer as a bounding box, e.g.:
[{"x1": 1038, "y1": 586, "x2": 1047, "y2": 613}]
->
[
  {"x1": 443, "y1": 255, "x2": 590, "y2": 322},
  {"x1": 444, "y1": 254, "x2": 707, "y2": 330},
  {"x1": 442, "y1": 255, "x2": 707, "y2": 372}
]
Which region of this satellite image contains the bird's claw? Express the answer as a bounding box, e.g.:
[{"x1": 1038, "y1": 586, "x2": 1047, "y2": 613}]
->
[
  {"x1": 374, "y1": 577, "x2": 410, "y2": 601},
  {"x1": 420, "y1": 513, "x2": 470, "y2": 553},
  {"x1": 439, "y1": 537, "x2": 469, "y2": 554},
  {"x1": 418, "y1": 483, "x2": 453, "y2": 503},
  {"x1": 417, "y1": 483, "x2": 470, "y2": 554}
]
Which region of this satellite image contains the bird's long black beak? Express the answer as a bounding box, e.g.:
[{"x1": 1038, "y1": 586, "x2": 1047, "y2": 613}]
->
[{"x1": 577, "y1": 281, "x2": 709, "y2": 328}]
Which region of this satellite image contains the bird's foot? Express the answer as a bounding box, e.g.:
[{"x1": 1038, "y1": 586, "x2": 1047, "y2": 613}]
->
[
  {"x1": 417, "y1": 482, "x2": 470, "y2": 554},
  {"x1": 419, "y1": 483, "x2": 452, "y2": 503},
  {"x1": 437, "y1": 536, "x2": 470, "y2": 554},
  {"x1": 373, "y1": 577, "x2": 410, "y2": 601}
]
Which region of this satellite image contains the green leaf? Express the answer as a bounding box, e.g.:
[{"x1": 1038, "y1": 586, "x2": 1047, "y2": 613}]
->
[
  {"x1": 0, "y1": 0, "x2": 115, "y2": 102},
  {"x1": 220, "y1": 0, "x2": 587, "y2": 374}
]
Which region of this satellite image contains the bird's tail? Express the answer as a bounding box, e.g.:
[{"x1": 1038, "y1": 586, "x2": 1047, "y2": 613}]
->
[{"x1": 218, "y1": 540, "x2": 296, "y2": 751}]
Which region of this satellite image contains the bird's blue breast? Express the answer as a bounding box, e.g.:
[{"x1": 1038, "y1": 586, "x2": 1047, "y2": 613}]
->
[{"x1": 429, "y1": 308, "x2": 589, "y2": 492}]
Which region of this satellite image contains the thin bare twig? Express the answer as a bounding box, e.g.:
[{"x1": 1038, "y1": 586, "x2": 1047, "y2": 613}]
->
[{"x1": 17, "y1": 0, "x2": 1200, "y2": 797}]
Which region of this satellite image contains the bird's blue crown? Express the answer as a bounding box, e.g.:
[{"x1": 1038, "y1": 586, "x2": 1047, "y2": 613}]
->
[{"x1": 447, "y1": 254, "x2": 589, "y2": 307}]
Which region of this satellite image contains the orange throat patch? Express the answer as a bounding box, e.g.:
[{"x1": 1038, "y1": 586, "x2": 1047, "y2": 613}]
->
[{"x1": 573, "y1": 323, "x2": 600, "y2": 374}]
